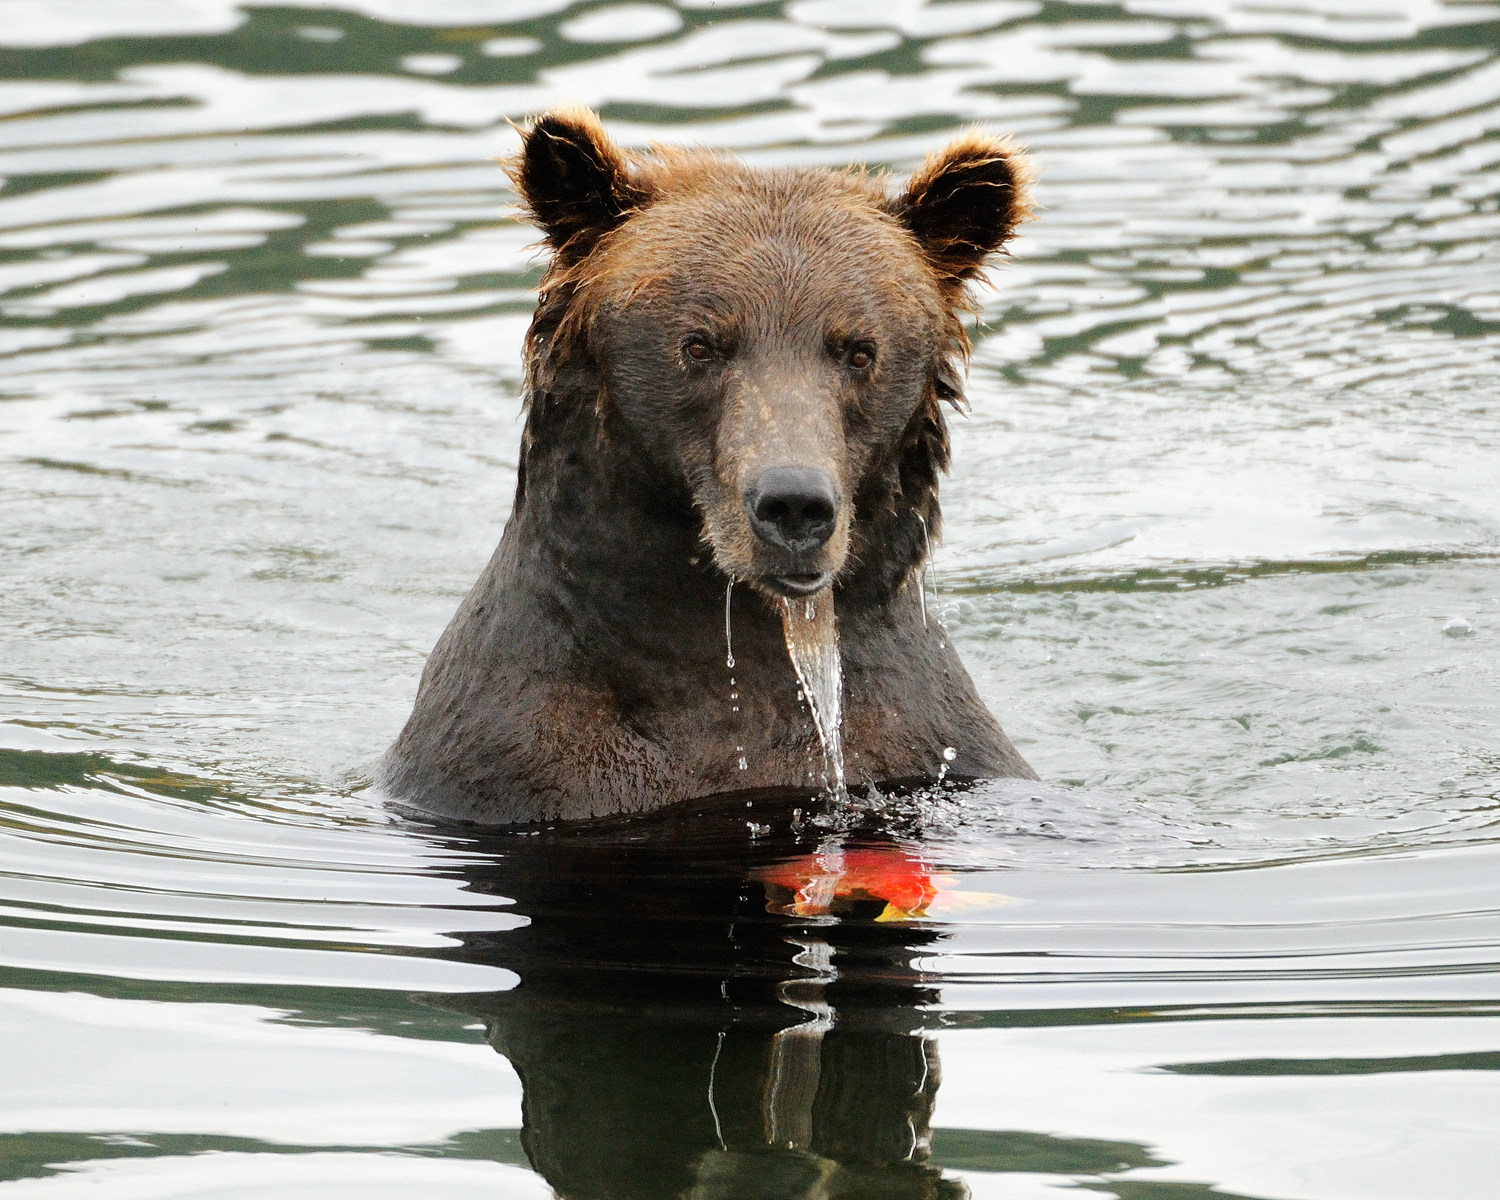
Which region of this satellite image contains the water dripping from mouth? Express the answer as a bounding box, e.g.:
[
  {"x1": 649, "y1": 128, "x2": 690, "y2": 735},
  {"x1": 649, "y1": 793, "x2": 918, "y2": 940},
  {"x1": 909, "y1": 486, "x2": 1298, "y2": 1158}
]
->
[
  {"x1": 724, "y1": 577, "x2": 736, "y2": 669},
  {"x1": 779, "y1": 590, "x2": 845, "y2": 797}
]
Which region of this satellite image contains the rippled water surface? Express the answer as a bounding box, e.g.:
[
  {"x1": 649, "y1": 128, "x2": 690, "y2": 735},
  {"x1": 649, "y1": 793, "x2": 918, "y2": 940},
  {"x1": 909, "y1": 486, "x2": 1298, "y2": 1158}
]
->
[{"x1": 2, "y1": 1, "x2": 1499, "y2": 1196}]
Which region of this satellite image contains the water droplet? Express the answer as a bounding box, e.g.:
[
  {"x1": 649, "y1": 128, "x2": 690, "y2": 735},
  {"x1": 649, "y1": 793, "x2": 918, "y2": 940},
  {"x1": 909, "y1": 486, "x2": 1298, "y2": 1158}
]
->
[
  {"x1": 738, "y1": 756, "x2": 748, "y2": 770},
  {"x1": 942, "y1": 746, "x2": 957, "y2": 761},
  {"x1": 1444, "y1": 619, "x2": 1475, "y2": 638}
]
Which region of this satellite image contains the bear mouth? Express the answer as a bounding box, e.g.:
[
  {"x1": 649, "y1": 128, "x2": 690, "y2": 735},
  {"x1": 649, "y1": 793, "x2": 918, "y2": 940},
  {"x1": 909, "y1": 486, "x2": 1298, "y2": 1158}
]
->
[{"x1": 766, "y1": 571, "x2": 832, "y2": 598}]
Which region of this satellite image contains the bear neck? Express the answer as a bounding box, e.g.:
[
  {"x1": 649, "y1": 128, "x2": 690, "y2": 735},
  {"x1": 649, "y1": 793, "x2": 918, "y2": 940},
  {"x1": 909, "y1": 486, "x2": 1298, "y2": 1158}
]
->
[{"x1": 381, "y1": 374, "x2": 1031, "y2": 821}]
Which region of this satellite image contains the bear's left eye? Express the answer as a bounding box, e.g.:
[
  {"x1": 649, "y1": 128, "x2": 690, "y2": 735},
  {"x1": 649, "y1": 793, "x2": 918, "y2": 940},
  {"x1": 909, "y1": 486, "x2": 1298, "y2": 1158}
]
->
[
  {"x1": 682, "y1": 334, "x2": 715, "y2": 363},
  {"x1": 846, "y1": 344, "x2": 876, "y2": 370}
]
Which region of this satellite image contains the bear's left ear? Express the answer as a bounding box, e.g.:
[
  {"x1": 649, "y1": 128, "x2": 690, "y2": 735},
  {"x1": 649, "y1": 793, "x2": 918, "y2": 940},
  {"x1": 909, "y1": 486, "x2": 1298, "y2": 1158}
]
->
[
  {"x1": 894, "y1": 131, "x2": 1030, "y2": 289},
  {"x1": 507, "y1": 107, "x2": 654, "y2": 268}
]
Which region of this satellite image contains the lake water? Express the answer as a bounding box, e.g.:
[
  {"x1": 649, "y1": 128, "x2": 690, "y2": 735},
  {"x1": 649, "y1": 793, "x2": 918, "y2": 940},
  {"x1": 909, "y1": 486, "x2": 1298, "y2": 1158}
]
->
[{"x1": 2, "y1": 1, "x2": 1498, "y2": 1196}]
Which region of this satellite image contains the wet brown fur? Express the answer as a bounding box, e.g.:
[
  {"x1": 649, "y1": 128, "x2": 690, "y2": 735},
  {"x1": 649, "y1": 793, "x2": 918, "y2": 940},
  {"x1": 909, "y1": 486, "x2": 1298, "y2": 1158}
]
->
[{"x1": 380, "y1": 109, "x2": 1037, "y2": 822}]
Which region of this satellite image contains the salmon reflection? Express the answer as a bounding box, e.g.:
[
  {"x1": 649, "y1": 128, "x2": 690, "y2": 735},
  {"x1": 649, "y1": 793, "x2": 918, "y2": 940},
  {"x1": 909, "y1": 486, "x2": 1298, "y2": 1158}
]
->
[
  {"x1": 755, "y1": 846, "x2": 942, "y2": 920},
  {"x1": 429, "y1": 793, "x2": 973, "y2": 1199}
]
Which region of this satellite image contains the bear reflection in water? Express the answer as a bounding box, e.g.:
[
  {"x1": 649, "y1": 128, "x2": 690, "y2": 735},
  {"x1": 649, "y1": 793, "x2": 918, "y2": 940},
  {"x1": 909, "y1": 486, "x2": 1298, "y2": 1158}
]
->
[
  {"x1": 431, "y1": 794, "x2": 981, "y2": 1199},
  {"x1": 483, "y1": 1003, "x2": 956, "y2": 1199}
]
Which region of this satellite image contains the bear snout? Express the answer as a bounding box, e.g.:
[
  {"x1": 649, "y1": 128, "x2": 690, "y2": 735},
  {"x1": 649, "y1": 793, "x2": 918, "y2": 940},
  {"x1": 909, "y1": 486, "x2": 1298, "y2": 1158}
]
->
[{"x1": 743, "y1": 466, "x2": 840, "y2": 555}]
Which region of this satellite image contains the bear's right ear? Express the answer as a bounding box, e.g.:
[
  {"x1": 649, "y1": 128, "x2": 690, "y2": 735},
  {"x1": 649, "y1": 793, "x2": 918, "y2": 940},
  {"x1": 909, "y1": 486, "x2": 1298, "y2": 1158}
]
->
[{"x1": 507, "y1": 108, "x2": 653, "y2": 267}]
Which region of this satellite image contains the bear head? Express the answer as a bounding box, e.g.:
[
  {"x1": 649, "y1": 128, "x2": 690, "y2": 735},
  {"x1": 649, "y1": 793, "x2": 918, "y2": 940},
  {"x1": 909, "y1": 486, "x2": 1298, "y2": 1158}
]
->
[{"x1": 507, "y1": 107, "x2": 1029, "y2": 602}]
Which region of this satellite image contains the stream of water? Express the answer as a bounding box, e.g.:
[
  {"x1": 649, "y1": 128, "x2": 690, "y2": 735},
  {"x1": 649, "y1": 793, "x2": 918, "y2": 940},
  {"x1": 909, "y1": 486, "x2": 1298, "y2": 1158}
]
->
[
  {"x1": 780, "y1": 592, "x2": 846, "y2": 795},
  {"x1": 2, "y1": 2, "x2": 1499, "y2": 1197}
]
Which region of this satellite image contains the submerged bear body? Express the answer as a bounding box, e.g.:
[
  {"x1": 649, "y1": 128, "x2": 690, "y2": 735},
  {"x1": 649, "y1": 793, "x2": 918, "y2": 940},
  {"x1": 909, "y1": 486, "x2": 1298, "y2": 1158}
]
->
[{"x1": 380, "y1": 109, "x2": 1036, "y2": 823}]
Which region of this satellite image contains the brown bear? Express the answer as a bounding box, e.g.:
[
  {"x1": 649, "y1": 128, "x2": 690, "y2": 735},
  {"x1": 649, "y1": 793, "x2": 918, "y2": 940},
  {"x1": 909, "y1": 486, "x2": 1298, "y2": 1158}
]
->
[{"x1": 378, "y1": 108, "x2": 1037, "y2": 823}]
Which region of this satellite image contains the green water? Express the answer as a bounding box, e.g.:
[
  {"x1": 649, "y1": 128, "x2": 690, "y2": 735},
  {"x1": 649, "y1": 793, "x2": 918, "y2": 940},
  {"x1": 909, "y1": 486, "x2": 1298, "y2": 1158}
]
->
[{"x1": 1, "y1": 1, "x2": 1498, "y2": 1197}]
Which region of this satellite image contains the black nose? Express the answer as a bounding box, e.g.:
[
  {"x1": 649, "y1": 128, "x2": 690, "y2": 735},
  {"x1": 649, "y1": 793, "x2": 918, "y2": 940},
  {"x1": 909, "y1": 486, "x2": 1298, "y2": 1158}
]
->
[{"x1": 744, "y1": 467, "x2": 839, "y2": 553}]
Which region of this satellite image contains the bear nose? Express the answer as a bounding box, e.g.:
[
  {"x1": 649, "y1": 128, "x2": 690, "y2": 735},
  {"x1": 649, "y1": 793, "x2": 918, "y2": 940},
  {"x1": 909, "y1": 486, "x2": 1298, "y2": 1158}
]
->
[{"x1": 744, "y1": 467, "x2": 839, "y2": 553}]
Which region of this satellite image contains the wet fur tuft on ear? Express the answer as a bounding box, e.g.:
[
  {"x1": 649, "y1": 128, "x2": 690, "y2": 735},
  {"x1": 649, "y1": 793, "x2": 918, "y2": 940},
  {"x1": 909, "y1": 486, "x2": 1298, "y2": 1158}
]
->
[
  {"x1": 505, "y1": 107, "x2": 653, "y2": 267},
  {"x1": 896, "y1": 130, "x2": 1031, "y2": 289}
]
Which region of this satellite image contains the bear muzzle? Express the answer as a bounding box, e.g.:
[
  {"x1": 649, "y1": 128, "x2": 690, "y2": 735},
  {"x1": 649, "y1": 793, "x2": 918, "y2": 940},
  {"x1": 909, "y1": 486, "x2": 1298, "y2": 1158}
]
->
[{"x1": 741, "y1": 466, "x2": 842, "y2": 598}]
